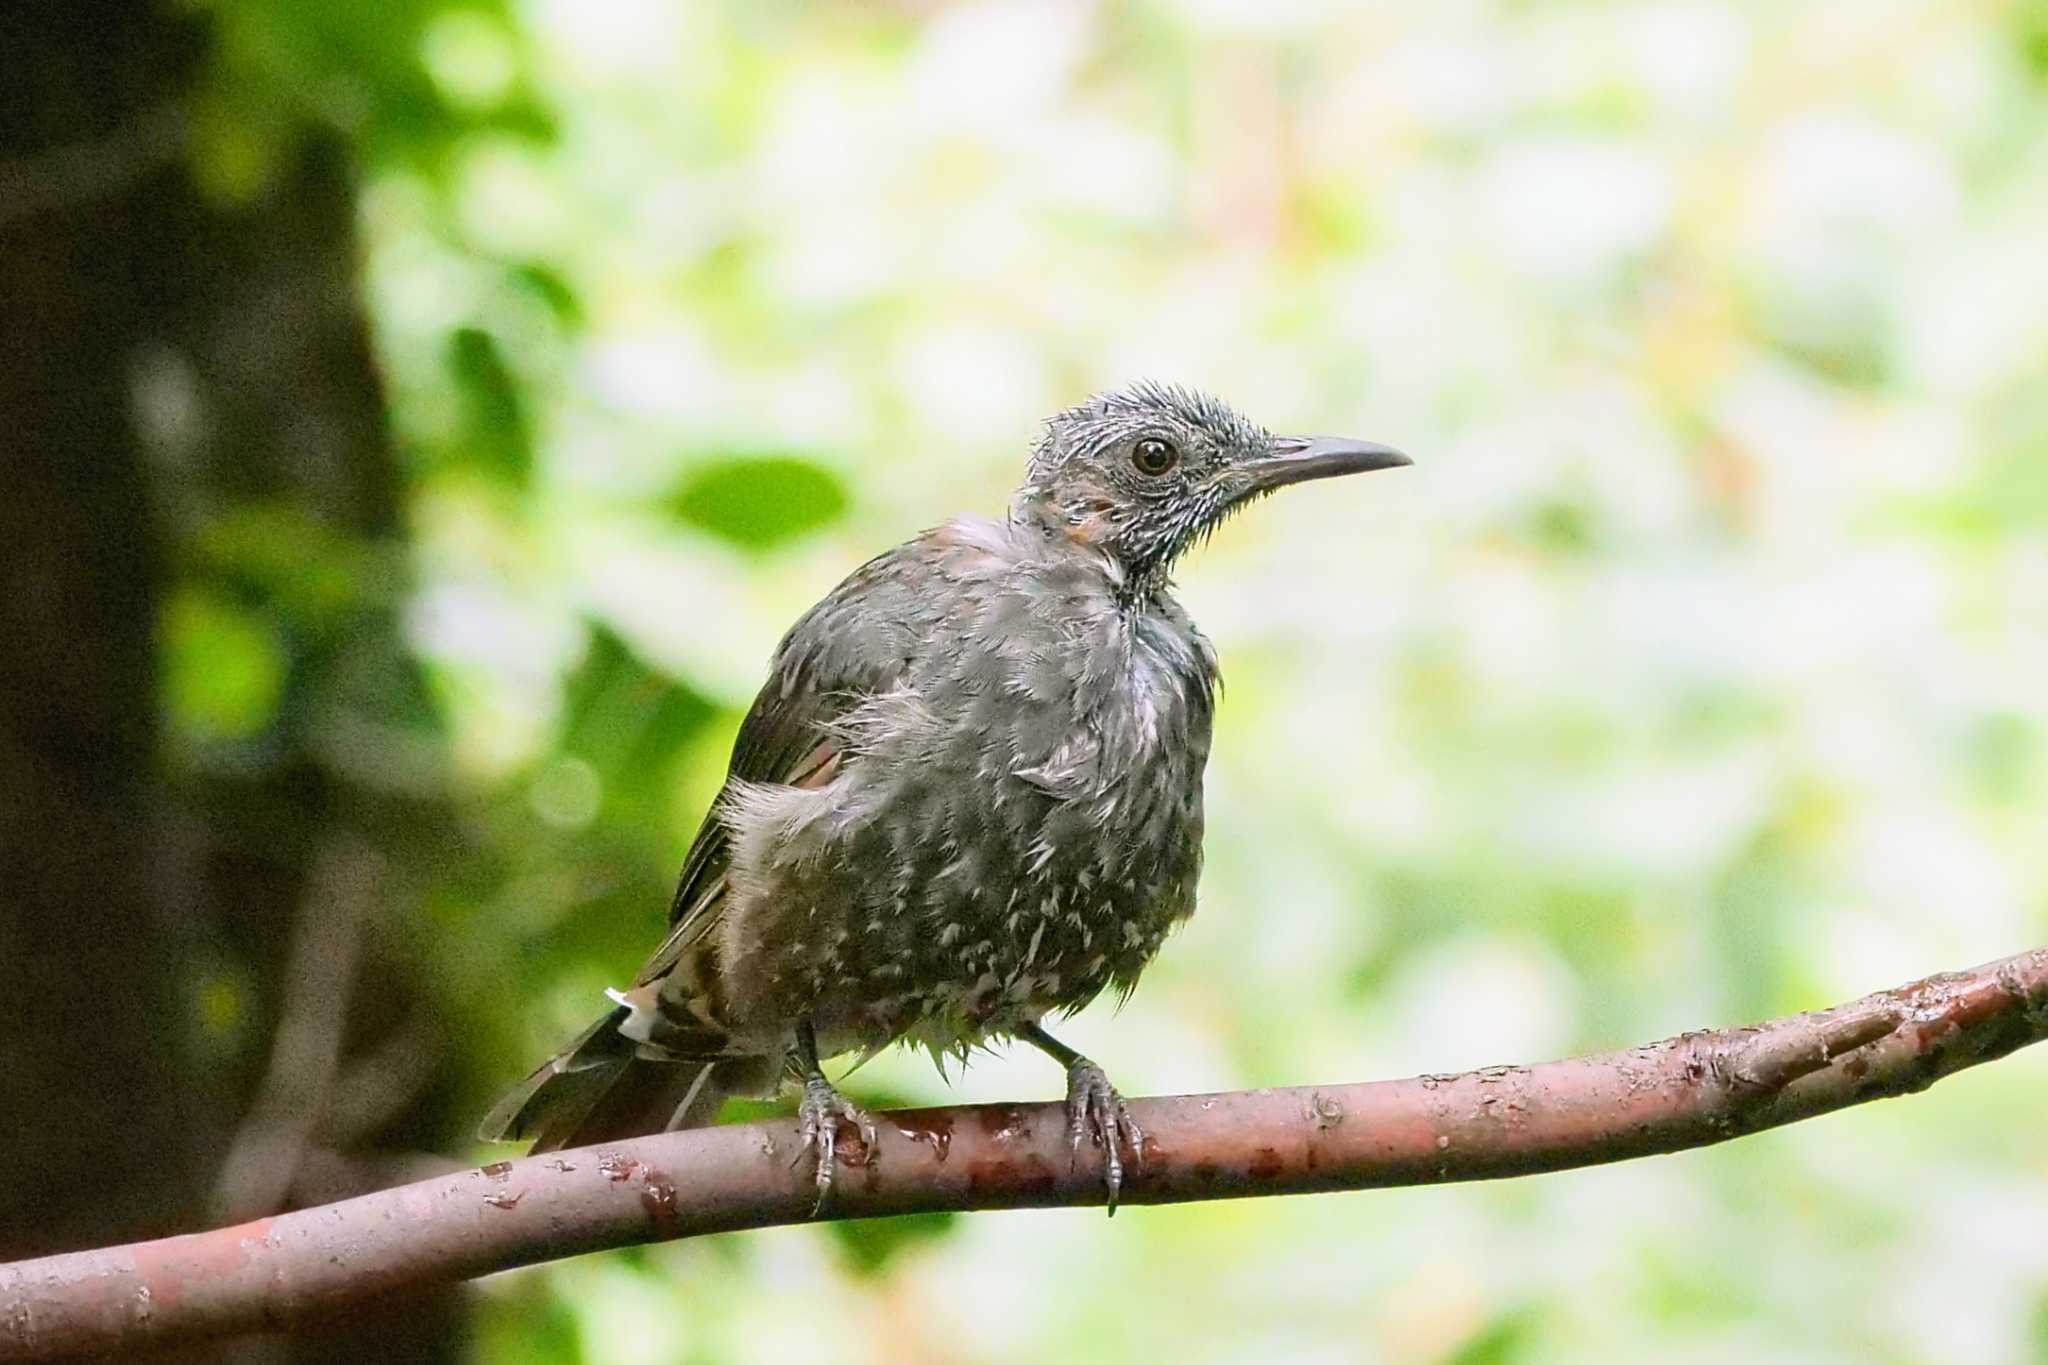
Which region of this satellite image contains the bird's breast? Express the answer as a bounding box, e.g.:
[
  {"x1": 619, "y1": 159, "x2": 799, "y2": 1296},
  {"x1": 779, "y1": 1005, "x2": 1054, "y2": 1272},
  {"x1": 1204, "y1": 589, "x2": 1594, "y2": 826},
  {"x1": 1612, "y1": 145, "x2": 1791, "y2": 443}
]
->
[
  {"x1": 712, "y1": 560, "x2": 1220, "y2": 1048},
  {"x1": 1003, "y1": 602, "x2": 1214, "y2": 797}
]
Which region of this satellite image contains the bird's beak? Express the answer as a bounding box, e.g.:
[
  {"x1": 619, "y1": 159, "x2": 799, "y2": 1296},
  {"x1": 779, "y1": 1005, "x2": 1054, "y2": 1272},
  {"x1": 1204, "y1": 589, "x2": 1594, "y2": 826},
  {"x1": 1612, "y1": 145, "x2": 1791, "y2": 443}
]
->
[{"x1": 1245, "y1": 435, "x2": 1412, "y2": 494}]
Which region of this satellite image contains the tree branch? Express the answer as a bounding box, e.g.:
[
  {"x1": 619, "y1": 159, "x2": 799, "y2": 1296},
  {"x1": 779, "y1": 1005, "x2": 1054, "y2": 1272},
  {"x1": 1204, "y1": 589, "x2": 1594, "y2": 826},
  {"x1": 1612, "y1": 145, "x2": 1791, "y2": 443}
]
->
[{"x1": 5, "y1": 947, "x2": 2045, "y2": 1361}]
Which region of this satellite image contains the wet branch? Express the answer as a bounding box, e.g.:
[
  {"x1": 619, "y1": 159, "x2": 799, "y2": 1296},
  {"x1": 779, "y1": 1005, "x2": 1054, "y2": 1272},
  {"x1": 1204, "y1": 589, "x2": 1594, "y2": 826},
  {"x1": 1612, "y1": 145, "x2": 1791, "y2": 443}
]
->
[{"x1": 4, "y1": 946, "x2": 2046, "y2": 1361}]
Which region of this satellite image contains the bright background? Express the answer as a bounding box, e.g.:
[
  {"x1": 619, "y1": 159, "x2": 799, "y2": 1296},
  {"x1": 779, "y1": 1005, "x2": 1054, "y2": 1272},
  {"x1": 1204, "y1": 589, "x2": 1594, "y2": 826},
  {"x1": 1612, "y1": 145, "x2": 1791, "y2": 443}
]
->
[{"x1": 189, "y1": 1, "x2": 2048, "y2": 1360}]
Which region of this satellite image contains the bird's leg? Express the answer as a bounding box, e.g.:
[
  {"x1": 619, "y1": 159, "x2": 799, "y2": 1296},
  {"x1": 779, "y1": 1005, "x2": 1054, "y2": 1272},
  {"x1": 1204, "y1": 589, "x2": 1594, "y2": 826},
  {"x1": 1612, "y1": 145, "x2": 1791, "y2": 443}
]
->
[
  {"x1": 793, "y1": 1019, "x2": 876, "y2": 1215},
  {"x1": 1017, "y1": 1020, "x2": 1143, "y2": 1214}
]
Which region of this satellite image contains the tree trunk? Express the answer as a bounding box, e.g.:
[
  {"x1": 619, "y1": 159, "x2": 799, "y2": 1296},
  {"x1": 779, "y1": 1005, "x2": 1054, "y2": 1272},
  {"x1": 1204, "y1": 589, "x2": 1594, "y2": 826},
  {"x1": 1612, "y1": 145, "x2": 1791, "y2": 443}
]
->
[
  {"x1": 0, "y1": 0, "x2": 206, "y2": 1265},
  {"x1": 0, "y1": 3, "x2": 464, "y2": 1358}
]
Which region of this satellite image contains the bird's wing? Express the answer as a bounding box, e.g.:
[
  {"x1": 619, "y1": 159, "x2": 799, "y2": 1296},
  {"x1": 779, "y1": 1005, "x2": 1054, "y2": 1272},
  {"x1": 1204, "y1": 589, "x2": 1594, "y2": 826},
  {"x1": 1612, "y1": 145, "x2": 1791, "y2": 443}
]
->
[{"x1": 631, "y1": 541, "x2": 934, "y2": 989}]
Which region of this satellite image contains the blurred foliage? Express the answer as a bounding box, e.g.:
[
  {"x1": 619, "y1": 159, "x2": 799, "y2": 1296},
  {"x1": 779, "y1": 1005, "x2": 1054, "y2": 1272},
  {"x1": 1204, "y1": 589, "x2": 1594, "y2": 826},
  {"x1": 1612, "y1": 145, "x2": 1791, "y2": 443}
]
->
[
  {"x1": 160, "y1": 0, "x2": 2048, "y2": 1362},
  {"x1": 162, "y1": 585, "x2": 286, "y2": 743},
  {"x1": 445, "y1": 325, "x2": 537, "y2": 489},
  {"x1": 669, "y1": 454, "x2": 849, "y2": 551}
]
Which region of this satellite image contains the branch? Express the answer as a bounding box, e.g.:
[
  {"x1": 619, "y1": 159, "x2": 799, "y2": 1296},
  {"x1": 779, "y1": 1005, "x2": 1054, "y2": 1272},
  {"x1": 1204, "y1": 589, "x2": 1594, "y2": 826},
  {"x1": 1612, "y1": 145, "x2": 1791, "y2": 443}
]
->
[
  {"x1": 5, "y1": 947, "x2": 2045, "y2": 1361},
  {"x1": 209, "y1": 836, "x2": 377, "y2": 1224},
  {"x1": 0, "y1": 100, "x2": 185, "y2": 228}
]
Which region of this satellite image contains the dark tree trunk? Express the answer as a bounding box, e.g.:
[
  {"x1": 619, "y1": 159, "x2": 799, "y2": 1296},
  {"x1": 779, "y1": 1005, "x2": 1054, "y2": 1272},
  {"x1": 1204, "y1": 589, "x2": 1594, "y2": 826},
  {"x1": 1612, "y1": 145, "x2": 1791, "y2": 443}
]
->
[
  {"x1": 0, "y1": 0, "x2": 207, "y2": 1264},
  {"x1": 0, "y1": 3, "x2": 464, "y2": 1359}
]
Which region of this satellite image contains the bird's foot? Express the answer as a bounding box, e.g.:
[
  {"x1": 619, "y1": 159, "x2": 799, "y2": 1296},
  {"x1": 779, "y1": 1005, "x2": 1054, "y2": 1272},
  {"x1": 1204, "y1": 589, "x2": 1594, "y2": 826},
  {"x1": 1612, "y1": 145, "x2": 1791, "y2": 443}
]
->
[
  {"x1": 795, "y1": 1074, "x2": 877, "y2": 1216},
  {"x1": 1063, "y1": 1056, "x2": 1143, "y2": 1215}
]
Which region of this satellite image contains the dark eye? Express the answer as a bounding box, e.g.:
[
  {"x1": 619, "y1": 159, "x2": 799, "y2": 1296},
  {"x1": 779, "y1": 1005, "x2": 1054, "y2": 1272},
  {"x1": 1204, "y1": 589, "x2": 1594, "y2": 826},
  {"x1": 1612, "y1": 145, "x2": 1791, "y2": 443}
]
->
[{"x1": 1132, "y1": 437, "x2": 1179, "y2": 476}]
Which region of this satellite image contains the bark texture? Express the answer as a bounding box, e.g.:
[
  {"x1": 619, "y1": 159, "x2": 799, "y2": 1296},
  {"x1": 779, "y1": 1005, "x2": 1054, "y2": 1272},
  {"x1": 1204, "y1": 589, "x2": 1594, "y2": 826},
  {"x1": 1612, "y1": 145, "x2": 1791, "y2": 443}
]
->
[{"x1": 3, "y1": 946, "x2": 2043, "y2": 1361}]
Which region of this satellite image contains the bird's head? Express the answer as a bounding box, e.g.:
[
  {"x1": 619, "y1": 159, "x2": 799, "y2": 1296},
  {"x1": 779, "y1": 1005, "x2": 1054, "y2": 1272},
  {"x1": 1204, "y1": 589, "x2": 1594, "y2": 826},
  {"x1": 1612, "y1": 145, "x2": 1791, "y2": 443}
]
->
[{"x1": 1013, "y1": 382, "x2": 1411, "y2": 588}]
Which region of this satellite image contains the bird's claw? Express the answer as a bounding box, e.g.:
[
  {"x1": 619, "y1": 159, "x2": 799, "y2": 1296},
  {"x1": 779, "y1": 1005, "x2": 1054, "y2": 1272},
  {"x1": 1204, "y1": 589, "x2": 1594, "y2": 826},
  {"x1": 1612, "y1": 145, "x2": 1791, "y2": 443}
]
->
[
  {"x1": 795, "y1": 1074, "x2": 877, "y2": 1216},
  {"x1": 1064, "y1": 1057, "x2": 1142, "y2": 1215}
]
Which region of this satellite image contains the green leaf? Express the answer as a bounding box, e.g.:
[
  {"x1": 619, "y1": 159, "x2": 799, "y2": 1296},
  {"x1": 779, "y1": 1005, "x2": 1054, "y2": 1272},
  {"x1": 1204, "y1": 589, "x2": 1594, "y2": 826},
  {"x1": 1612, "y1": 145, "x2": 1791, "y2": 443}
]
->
[
  {"x1": 162, "y1": 587, "x2": 287, "y2": 742},
  {"x1": 508, "y1": 262, "x2": 582, "y2": 326},
  {"x1": 2018, "y1": 0, "x2": 2048, "y2": 82},
  {"x1": 447, "y1": 325, "x2": 533, "y2": 489},
  {"x1": 475, "y1": 1279, "x2": 581, "y2": 1365},
  {"x1": 1445, "y1": 1306, "x2": 1545, "y2": 1365},
  {"x1": 193, "y1": 502, "x2": 387, "y2": 628},
  {"x1": 668, "y1": 454, "x2": 848, "y2": 551},
  {"x1": 559, "y1": 625, "x2": 717, "y2": 833},
  {"x1": 825, "y1": 1211, "x2": 958, "y2": 1276},
  {"x1": 1524, "y1": 494, "x2": 1600, "y2": 556}
]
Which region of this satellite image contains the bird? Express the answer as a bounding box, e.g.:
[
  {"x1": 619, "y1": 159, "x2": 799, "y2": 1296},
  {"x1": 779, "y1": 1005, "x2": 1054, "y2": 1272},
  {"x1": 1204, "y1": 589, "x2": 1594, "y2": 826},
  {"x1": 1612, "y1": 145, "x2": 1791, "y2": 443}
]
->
[{"x1": 481, "y1": 382, "x2": 1410, "y2": 1211}]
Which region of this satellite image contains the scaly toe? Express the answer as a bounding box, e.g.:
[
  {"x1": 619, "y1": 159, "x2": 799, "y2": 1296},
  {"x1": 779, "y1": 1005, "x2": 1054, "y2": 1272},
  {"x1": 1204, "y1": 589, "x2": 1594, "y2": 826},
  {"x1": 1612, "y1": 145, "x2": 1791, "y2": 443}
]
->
[
  {"x1": 796, "y1": 1076, "x2": 876, "y2": 1214},
  {"x1": 853, "y1": 1113, "x2": 880, "y2": 1166},
  {"x1": 1065, "y1": 1060, "x2": 1141, "y2": 1214}
]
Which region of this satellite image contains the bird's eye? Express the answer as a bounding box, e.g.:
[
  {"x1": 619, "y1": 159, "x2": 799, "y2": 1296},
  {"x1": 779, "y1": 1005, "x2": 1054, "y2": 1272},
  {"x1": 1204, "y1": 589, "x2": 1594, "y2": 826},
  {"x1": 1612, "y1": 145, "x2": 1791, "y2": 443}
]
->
[{"x1": 1132, "y1": 437, "x2": 1179, "y2": 476}]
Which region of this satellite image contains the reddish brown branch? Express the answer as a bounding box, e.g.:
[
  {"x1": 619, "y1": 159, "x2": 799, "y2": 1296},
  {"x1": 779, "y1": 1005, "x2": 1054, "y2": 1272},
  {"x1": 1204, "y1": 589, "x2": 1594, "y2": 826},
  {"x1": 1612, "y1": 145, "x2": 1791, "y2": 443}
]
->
[{"x1": 5, "y1": 947, "x2": 2045, "y2": 1361}]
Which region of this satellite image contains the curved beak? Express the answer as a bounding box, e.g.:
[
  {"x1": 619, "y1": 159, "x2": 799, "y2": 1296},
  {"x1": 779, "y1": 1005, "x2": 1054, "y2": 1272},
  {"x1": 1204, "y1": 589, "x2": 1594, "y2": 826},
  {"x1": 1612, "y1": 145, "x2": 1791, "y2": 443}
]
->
[{"x1": 1246, "y1": 435, "x2": 1412, "y2": 494}]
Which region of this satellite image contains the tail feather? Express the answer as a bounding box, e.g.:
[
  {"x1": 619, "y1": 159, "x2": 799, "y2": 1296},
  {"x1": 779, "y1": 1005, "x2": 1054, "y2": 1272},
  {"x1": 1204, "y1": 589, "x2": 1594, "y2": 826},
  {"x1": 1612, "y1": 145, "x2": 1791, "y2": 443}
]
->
[{"x1": 480, "y1": 1008, "x2": 777, "y2": 1153}]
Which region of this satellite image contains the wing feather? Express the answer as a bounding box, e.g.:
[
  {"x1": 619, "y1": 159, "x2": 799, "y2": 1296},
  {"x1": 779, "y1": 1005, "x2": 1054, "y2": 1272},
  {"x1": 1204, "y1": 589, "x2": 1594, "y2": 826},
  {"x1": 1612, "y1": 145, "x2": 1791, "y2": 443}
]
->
[{"x1": 631, "y1": 541, "x2": 934, "y2": 991}]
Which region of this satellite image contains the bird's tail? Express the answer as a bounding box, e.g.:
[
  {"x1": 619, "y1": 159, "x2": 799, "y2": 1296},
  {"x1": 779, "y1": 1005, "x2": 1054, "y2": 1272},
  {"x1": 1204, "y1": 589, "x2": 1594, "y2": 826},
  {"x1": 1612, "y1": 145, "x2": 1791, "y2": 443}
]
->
[{"x1": 479, "y1": 1007, "x2": 776, "y2": 1152}]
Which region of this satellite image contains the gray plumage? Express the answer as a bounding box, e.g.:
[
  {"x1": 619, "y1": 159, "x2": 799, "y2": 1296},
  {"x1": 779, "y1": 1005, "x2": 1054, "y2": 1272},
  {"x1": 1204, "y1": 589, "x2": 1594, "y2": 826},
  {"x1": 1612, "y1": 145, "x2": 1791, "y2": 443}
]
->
[{"x1": 483, "y1": 382, "x2": 1409, "y2": 1205}]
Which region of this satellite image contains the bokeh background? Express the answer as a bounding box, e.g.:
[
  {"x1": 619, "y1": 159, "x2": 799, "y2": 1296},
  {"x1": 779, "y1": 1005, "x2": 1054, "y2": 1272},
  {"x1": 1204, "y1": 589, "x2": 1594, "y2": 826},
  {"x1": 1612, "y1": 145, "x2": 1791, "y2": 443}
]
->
[{"x1": 4, "y1": 0, "x2": 2048, "y2": 1361}]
